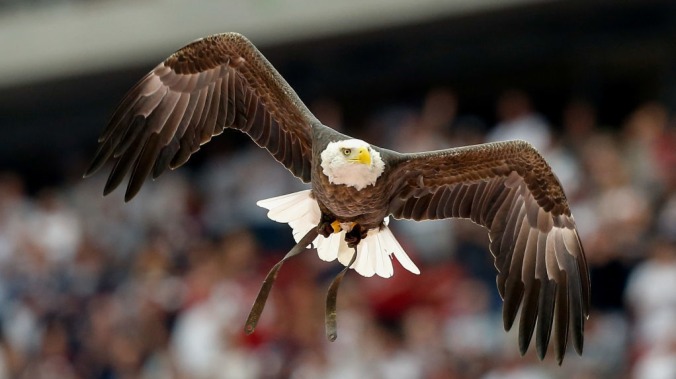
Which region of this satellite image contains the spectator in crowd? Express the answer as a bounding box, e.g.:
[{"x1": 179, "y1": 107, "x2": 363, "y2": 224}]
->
[{"x1": 486, "y1": 89, "x2": 552, "y2": 152}]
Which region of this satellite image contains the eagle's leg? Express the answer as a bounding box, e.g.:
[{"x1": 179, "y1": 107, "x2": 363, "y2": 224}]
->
[
  {"x1": 345, "y1": 224, "x2": 368, "y2": 248},
  {"x1": 317, "y1": 214, "x2": 339, "y2": 238},
  {"x1": 244, "y1": 227, "x2": 319, "y2": 335},
  {"x1": 325, "y1": 248, "x2": 358, "y2": 342}
]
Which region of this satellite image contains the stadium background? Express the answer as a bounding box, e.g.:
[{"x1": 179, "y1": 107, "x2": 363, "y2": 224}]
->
[{"x1": 1, "y1": 0, "x2": 676, "y2": 378}]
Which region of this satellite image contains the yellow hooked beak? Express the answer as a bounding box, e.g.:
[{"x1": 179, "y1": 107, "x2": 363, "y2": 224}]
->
[{"x1": 355, "y1": 147, "x2": 371, "y2": 165}]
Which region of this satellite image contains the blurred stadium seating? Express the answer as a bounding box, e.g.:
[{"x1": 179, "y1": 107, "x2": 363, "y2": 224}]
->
[{"x1": 1, "y1": 1, "x2": 676, "y2": 378}]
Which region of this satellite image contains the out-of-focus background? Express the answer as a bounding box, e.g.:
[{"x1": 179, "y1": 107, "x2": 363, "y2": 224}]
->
[{"x1": 1, "y1": 0, "x2": 676, "y2": 378}]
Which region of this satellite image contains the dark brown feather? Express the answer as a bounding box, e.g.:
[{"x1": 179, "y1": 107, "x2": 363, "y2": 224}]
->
[
  {"x1": 84, "y1": 33, "x2": 318, "y2": 199},
  {"x1": 536, "y1": 279, "x2": 557, "y2": 360},
  {"x1": 386, "y1": 140, "x2": 590, "y2": 363}
]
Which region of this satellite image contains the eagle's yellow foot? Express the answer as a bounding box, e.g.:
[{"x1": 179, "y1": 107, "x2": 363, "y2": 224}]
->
[
  {"x1": 331, "y1": 220, "x2": 342, "y2": 234},
  {"x1": 318, "y1": 217, "x2": 356, "y2": 238},
  {"x1": 331, "y1": 221, "x2": 356, "y2": 234}
]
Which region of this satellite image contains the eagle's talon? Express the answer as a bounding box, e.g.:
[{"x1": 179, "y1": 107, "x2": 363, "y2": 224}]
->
[
  {"x1": 318, "y1": 215, "x2": 337, "y2": 238},
  {"x1": 345, "y1": 225, "x2": 368, "y2": 248}
]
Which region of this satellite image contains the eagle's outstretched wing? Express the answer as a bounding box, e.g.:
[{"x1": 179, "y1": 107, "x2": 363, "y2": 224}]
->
[
  {"x1": 84, "y1": 32, "x2": 317, "y2": 201},
  {"x1": 387, "y1": 140, "x2": 590, "y2": 364}
]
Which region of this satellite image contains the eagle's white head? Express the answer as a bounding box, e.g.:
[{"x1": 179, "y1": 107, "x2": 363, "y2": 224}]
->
[{"x1": 320, "y1": 139, "x2": 385, "y2": 190}]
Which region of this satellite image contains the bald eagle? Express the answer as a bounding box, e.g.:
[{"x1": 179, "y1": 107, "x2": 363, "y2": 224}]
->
[{"x1": 84, "y1": 33, "x2": 590, "y2": 364}]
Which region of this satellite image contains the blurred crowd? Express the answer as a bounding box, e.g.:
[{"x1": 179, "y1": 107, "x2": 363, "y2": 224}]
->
[{"x1": 1, "y1": 87, "x2": 676, "y2": 379}]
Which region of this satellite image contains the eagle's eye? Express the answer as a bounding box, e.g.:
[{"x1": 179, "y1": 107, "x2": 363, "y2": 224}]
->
[{"x1": 342, "y1": 148, "x2": 351, "y2": 156}]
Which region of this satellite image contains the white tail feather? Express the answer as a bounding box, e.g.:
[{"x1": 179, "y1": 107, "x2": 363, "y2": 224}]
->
[
  {"x1": 316, "y1": 232, "x2": 341, "y2": 262},
  {"x1": 257, "y1": 191, "x2": 420, "y2": 278},
  {"x1": 380, "y1": 224, "x2": 420, "y2": 275},
  {"x1": 257, "y1": 190, "x2": 320, "y2": 243}
]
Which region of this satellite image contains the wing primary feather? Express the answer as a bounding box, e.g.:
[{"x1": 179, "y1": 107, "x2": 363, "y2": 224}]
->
[
  {"x1": 84, "y1": 137, "x2": 117, "y2": 177},
  {"x1": 268, "y1": 118, "x2": 283, "y2": 157},
  {"x1": 98, "y1": 73, "x2": 154, "y2": 142},
  {"x1": 488, "y1": 186, "x2": 518, "y2": 256},
  {"x1": 518, "y1": 279, "x2": 541, "y2": 355},
  {"x1": 152, "y1": 139, "x2": 180, "y2": 179},
  {"x1": 185, "y1": 86, "x2": 209, "y2": 133},
  {"x1": 125, "y1": 132, "x2": 163, "y2": 201},
  {"x1": 553, "y1": 272, "x2": 570, "y2": 365},
  {"x1": 536, "y1": 279, "x2": 557, "y2": 360},
  {"x1": 489, "y1": 183, "x2": 518, "y2": 235},
  {"x1": 434, "y1": 187, "x2": 453, "y2": 219},
  {"x1": 485, "y1": 181, "x2": 512, "y2": 229},
  {"x1": 243, "y1": 89, "x2": 259, "y2": 133},
  {"x1": 457, "y1": 183, "x2": 476, "y2": 218},
  {"x1": 565, "y1": 228, "x2": 591, "y2": 317},
  {"x1": 246, "y1": 98, "x2": 265, "y2": 141},
  {"x1": 517, "y1": 229, "x2": 543, "y2": 356},
  {"x1": 256, "y1": 106, "x2": 273, "y2": 147},
  {"x1": 411, "y1": 194, "x2": 431, "y2": 220},
  {"x1": 502, "y1": 215, "x2": 531, "y2": 329},
  {"x1": 497, "y1": 194, "x2": 525, "y2": 270},
  {"x1": 140, "y1": 92, "x2": 189, "y2": 178},
  {"x1": 426, "y1": 188, "x2": 445, "y2": 220},
  {"x1": 112, "y1": 86, "x2": 168, "y2": 157},
  {"x1": 193, "y1": 81, "x2": 215, "y2": 138},
  {"x1": 135, "y1": 85, "x2": 169, "y2": 119},
  {"x1": 170, "y1": 91, "x2": 200, "y2": 143},
  {"x1": 150, "y1": 91, "x2": 184, "y2": 136},
  {"x1": 225, "y1": 69, "x2": 237, "y2": 125},
  {"x1": 170, "y1": 128, "x2": 195, "y2": 169},
  {"x1": 525, "y1": 191, "x2": 541, "y2": 228},
  {"x1": 103, "y1": 129, "x2": 147, "y2": 196},
  {"x1": 401, "y1": 193, "x2": 418, "y2": 218},
  {"x1": 477, "y1": 178, "x2": 500, "y2": 225},
  {"x1": 275, "y1": 125, "x2": 289, "y2": 166},
  {"x1": 212, "y1": 76, "x2": 228, "y2": 136},
  {"x1": 233, "y1": 74, "x2": 248, "y2": 126},
  {"x1": 469, "y1": 180, "x2": 487, "y2": 222},
  {"x1": 199, "y1": 79, "x2": 222, "y2": 143},
  {"x1": 558, "y1": 229, "x2": 586, "y2": 355},
  {"x1": 568, "y1": 259, "x2": 585, "y2": 355},
  {"x1": 580, "y1": 253, "x2": 591, "y2": 316},
  {"x1": 299, "y1": 140, "x2": 312, "y2": 183},
  {"x1": 502, "y1": 276, "x2": 524, "y2": 331},
  {"x1": 219, "y1": 70, "x2": 231, "y2": 128},
  {"x1": 213, "y1": 69, "x2": 228, "y2": 137},
  {"x1": 496, "y1": 196, "x2": 525, "y2": 278},
  {"x1": 442, "y1": 184, "x2": 462, "y2": 218},
  {"x1": 290, "y1": 135, "x2": 305, "y2": 177},
  {"x1": 99, "y1": 96, "x2": 140, "y2": 144},
  {"x1": 447, "y1": 184, "x2": 466, "y2": 217}
]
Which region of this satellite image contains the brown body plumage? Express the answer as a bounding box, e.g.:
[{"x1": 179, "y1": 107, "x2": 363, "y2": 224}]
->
[{"x1": 84, "y1": 32, "x2": 590, "y2": 364}]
